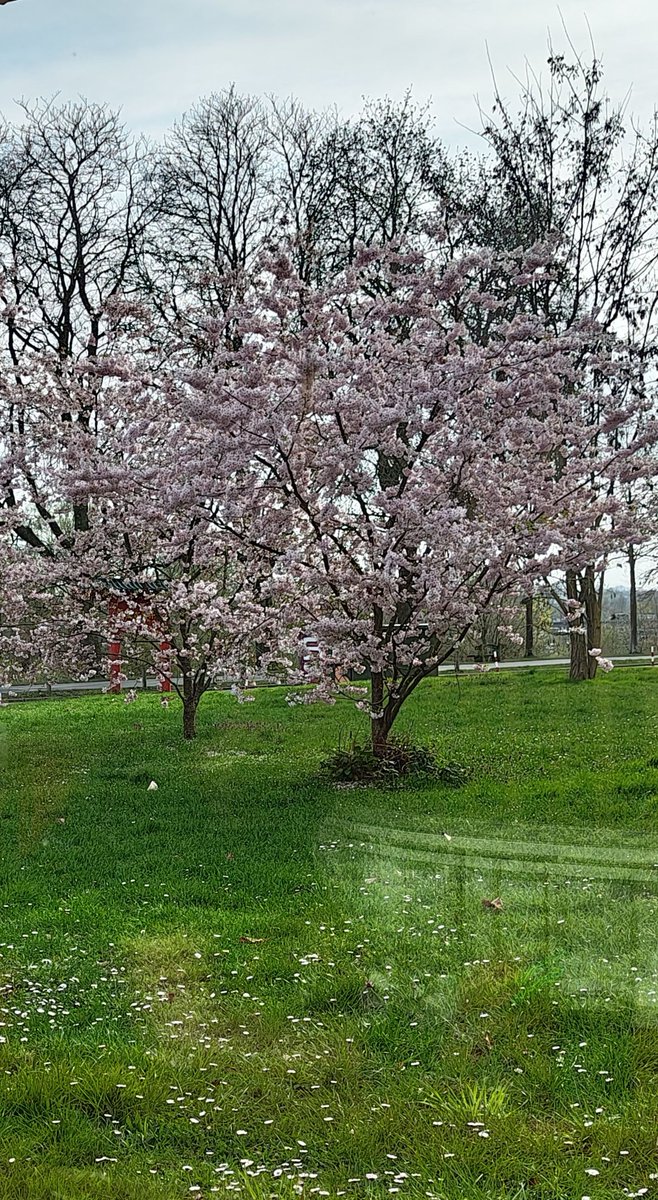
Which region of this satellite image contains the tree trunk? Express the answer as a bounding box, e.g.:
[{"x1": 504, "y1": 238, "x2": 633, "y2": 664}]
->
[
  {"x1": 183, "y1": 696, "x2": 197, "y2": 740},
  {"x1": 569, "y1": 622, "x2": 590, "y2": 680},
  {"x1": 629, "y1": 543, "x2": 639, "y2": 654},
  {"x1": 523, "y1": 595, "x2": 534, "y2": 658},
  {"x1": 182, "y1": 673, "x2": 199, "y2": 740},
  {"x1": 370, "y1": 671, "x2": 398, "y2": 756},
  {"x1": 567, "y1": 566, "x2": 600, "y2": 681}
]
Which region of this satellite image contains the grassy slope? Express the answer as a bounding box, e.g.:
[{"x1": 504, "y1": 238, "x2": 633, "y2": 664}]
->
[{"x1": 0, "y1": 668, "x2": 656, "y2": 1199}]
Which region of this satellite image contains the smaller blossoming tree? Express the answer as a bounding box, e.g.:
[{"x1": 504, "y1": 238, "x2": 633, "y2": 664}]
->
[{"x1": 0, "y1": 348, "x2": 290, "y2": 739}]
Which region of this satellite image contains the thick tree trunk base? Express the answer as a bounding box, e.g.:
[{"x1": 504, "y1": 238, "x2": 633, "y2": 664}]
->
[
  {"x1": 629, "y1": 543, "x2": 639, "y2": 655},
  {"x1": 569, "y1": 637, "x2": 596, "y2": 681},
  {"x1": 371, "y1": 731, "x2": 391, "y2": 758},
  {"x1": 183, "y1": 700, "x2": 197, "y2": 740},
  {"x1": 567, "y1": 566, "x2": 601, "y2": 682},
  {"x1": 523, "y1": 595, "x2": 534, "y2": 658}
]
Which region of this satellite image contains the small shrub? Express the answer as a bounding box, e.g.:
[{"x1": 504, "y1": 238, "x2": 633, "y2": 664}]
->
[{"x1": 322, "y1": 734, "x2": 470, "y2": 786}]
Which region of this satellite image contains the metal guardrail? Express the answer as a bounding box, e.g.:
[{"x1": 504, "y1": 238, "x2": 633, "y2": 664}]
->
[{"x1": 1, "y1": 656, "x2": 654, "y2": 702}]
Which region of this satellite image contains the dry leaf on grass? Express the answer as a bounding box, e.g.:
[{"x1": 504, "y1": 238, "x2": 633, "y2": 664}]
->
[
  {"x1": 240, "y1": 936, "x2": 265, "y2": 944},
  {"x1": 472, "y1": 1032, "x2": 494, "y2": 1058},
  {"x1": 482, "y1": 897, "x2": 503, "y2": 911}
]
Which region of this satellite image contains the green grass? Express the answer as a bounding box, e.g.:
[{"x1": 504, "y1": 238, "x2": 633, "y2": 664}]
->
[{"x1": 0, "y1": 667, "x2": 657, "y2": 1199}]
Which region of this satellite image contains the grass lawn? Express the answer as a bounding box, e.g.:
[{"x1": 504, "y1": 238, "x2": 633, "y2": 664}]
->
[{"x1": 0, "y1": 667, "x2": 657, "y2": 1199}]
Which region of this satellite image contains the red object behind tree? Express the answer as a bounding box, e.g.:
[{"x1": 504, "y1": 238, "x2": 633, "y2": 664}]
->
[{"x1": 107, "y1": 593, "x2": 172, "y2": 693}]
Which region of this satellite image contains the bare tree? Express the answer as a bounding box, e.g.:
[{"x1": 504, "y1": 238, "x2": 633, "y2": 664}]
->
[
  {"x1": 144, "y1": 87, "x2": 271, "y2": 332},
  {"x1": 322, "y1": 93, "x2": 446, "y2": 270},
  {"x1": 0, "y1": 98, "x2": 150, "y2": 552},
  {"x1": 267, "y1": 93, "x2": 448, "y2": 282},
  {"x1": 266, "y1": 96, "x2": 341, "y2": 285}
]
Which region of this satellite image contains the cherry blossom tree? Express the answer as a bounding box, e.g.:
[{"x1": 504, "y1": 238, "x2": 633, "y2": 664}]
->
[
  {"x1": 0, "y1": 339, "x2": 289, "y2": 738},
  {"x1": 184, "y1": 236, "x2": 657, "y2": 754}
]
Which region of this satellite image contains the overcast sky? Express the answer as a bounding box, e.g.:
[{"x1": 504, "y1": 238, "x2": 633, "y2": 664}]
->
[{"x1": 0, "y1": 0, "x2": 656, "y2": 144}]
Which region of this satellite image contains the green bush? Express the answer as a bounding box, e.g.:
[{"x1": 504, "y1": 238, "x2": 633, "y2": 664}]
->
[{"x1": 322, "y1": 733, "x2": 470, "y2": 786}]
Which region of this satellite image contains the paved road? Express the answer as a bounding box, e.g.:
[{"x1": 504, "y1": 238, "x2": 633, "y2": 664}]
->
[{"x1": 1, "y1": 655, "x2": 654, "y2": 699}]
